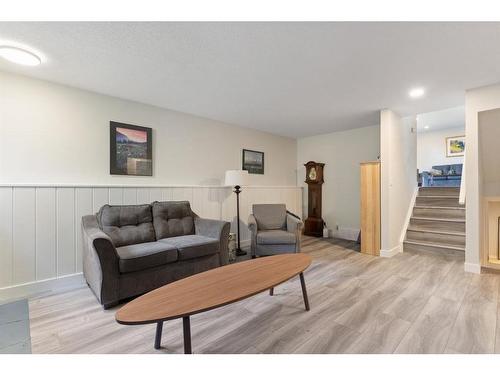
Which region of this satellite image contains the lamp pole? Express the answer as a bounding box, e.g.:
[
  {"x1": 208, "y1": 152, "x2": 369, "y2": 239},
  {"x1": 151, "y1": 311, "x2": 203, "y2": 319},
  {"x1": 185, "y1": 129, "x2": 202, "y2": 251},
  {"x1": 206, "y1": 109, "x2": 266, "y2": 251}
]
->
[
  {"x1": 225, "y1": 170, "x2": 249, "y2": 257},
  {"x1": 234, "y1": 184, "x2": 246, "y2": 256}
]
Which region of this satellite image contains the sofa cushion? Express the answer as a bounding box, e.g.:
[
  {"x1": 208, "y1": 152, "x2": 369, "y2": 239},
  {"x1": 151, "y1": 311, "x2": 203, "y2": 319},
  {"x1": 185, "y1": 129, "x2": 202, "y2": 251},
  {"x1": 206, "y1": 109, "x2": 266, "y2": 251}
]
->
[
  {"x1": 253, "y1": 204, "x2": 287, "y2": 230},
  {"x1": 257, "y1": 230, "x2": 296, "y2": 245},
  {"x1": 432, "y1": 164, "x2": 463, "y2": 176},
  {"x1": 98, "y1": 204, "x2": 155, "y2": 247},
  {"x1": 159, "y1": 235, "x2": 219, "y2": 261},
  {"x1": 152, "y1": 201, "x2": 195, "y2": 240},
  {"x1": 116, "y1": 241, "x2": 178, "y2": 273}
]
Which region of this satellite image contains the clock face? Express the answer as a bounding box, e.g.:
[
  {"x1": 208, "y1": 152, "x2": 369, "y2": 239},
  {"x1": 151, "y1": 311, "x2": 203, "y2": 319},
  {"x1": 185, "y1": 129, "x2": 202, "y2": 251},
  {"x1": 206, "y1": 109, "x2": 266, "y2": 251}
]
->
[{"x1": 308, "y1": 167, "x2": 317, "y2": 181}]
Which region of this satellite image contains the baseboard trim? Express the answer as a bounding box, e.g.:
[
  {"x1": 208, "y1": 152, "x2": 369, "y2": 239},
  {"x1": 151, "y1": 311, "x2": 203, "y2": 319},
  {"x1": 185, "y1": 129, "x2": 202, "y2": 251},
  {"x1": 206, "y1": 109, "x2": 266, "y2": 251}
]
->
[
  {"x1": 380, "y1": 244, "x2": 402, "y2": 258},
  {"x1": 0, "y1": 273, "x2": 85, "y2": 303},
  {"x1": 464, "y1": 262, "x2": 481, "y2": 274}
]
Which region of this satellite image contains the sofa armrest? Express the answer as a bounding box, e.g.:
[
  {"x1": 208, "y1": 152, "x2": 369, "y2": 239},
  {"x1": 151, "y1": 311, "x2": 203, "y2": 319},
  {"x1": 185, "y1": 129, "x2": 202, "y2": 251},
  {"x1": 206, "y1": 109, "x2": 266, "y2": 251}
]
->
[
  {"x1": 194, "y1": 217, "x2": 231, "y2": 266},
  {"x1": 286, "y1": 213, "x2": 303, "y2": 233},
  {"x1": 248, "y1": 214, "x2": 258, "y2": 257},
  {"x1": 82, "y1": 215, "x2": 120, "y2": 308},
  {"x1": 286, "y1": 213, "x2": 303, "y2": 253},
  {"x1": 248, "y1": 214, "x2": 257, "y2": 233}
]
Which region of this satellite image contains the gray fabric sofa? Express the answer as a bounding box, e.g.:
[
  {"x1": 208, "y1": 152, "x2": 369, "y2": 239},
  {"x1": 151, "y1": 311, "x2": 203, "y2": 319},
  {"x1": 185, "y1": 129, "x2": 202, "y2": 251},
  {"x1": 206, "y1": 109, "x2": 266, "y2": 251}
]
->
[
  {"x1": 248, "y1": 204, "x2": 303, "y2": 258},
  {"x1": 82, "y1": 201, "x2": 230, "y2": 308},
  {"x1": 420, "y1": 163, "x2": 462, "y2": 187}
]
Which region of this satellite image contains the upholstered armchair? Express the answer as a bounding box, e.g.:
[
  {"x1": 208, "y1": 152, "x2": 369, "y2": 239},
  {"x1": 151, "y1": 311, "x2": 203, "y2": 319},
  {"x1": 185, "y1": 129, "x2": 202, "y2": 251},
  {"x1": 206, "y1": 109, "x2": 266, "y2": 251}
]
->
[{"x1": 248, "y1": 204, "x2": 303, "y2": 258}]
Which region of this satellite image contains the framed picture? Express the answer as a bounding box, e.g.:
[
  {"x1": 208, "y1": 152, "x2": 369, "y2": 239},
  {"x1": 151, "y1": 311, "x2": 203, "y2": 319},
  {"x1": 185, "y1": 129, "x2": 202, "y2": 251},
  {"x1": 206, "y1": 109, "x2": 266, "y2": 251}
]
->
[
  {"x1": 446, "y1": 135, "x2": 465, "y2": 157},
  {"x1": 242, "y1": 149, "x2": 264, "y2": 174},
  {"x1": 110, "y1": 121, "x2": 153, "y2": 176}
]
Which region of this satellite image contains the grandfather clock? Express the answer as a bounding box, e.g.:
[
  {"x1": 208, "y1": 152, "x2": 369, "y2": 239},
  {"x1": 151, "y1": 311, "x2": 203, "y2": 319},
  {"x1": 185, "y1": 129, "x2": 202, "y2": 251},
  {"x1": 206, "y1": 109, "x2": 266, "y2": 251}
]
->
[{"x1": 304, "y1": 161, "x2": 325, "y2": 237}]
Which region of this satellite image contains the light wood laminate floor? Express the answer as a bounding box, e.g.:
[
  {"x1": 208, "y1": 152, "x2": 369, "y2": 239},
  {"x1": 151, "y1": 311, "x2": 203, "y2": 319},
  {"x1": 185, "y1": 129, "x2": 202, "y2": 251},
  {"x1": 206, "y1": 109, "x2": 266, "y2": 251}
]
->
[{"x1": 28, "y1": 236, "x2": 500, "y2": 354}]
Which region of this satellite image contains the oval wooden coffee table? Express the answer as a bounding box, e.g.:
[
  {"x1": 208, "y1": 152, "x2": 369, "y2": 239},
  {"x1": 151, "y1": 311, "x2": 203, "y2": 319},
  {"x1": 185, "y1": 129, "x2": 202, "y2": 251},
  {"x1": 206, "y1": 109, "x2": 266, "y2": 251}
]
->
[{"x1": 115, "y1": 253, "x2": 312, "y2": 354}]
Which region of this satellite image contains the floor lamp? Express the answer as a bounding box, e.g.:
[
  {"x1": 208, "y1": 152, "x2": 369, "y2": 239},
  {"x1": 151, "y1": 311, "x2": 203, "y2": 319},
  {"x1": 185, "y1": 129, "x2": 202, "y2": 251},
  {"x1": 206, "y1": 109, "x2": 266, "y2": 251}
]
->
[{"x1": 225, "y1": 170, "x2": 249, "y2": 256}]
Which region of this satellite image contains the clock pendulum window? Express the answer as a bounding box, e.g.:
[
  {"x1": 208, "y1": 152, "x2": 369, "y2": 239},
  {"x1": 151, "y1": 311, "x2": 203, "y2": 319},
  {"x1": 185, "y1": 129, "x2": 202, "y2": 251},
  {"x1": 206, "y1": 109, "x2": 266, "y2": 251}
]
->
[{"x1": 304, "y1": 161, "x2": 325, "y2": 237}]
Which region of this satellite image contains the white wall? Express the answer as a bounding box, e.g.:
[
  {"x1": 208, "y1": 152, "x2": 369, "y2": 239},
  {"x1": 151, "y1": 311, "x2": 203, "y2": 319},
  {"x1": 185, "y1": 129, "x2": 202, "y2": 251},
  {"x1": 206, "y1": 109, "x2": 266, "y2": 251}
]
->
[
  {"x1": 380, "y1": 110, "x2": 417, "y2": 256},
  {"x1": 297, "y1": 125, "x2": 380, "y2": 239},
  {"x1": 0, "y1": 71, "x2": 301, "y2": 297},
  {"x1": 465, "y1": 83, "x2": 500, "y2": 273},
  {"x1": 0, "y1": 71, "x2": 297, "y2": 186},
  {"x1": 417, "y1": 126, "x2": 465, "y2": 172}
]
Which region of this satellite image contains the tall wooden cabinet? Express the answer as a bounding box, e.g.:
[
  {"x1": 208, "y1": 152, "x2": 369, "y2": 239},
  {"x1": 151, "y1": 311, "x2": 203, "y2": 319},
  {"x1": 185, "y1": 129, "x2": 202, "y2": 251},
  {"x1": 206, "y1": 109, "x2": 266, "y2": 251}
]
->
[
  {"x1": 304, "y1": 161, "x2": 325, "y2": 237},
  {"x1": 360, "y1": 161, "x2": 381, "y2": 256}
]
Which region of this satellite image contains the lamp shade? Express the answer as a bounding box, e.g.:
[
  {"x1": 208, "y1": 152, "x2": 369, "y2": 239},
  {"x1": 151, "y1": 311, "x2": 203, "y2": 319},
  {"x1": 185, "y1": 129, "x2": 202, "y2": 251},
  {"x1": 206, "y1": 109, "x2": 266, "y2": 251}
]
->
[{"x1": 224, "y1": 170, "x2": 249, "y2": 187}]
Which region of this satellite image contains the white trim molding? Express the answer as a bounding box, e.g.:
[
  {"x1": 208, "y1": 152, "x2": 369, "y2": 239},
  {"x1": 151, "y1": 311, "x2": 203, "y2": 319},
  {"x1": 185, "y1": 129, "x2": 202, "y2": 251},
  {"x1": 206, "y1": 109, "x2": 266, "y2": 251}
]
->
[
  {"x1": 0, "y1": 183, "x2": 302, "y2": 189},
  {"x1": 0, "y1": 273, "x2": 85, "y2": 303},
  {"x1": 380, "y1": 244, "x2": 402, "y2": 258},
  {"x1": 464, "y1": 262, "x2": 481, "y2": 274}
]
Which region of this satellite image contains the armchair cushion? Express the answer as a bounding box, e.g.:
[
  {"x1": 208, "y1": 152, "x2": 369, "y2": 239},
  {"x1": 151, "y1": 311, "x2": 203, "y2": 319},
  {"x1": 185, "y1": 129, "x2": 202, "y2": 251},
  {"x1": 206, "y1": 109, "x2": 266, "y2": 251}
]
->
[
  {"x1": 253, "y1": 204, "x2": 287, "y2": 230},
  {"x1": 152, "y1": 201, "x2": 195, "y2": 239},
  {"x1": 257, "y1": 230, "x2": 296, "y2": 245},
  {"x1": 116, "y1": 241, "x2": 178, "y2": 274},
  {"x1": 97, "y1": 204, "x2": 155, "y2": 247},
  {"x1": 160, "y1": 235, "x2": 219, "y2": 261}
]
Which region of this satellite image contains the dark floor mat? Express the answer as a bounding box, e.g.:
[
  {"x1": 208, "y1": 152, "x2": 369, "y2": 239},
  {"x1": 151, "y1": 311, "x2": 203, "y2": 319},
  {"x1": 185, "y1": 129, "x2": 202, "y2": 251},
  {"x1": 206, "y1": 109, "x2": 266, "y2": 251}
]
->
[{"x1": 0, "y1": 299, "x2": 31, "y2": 354}]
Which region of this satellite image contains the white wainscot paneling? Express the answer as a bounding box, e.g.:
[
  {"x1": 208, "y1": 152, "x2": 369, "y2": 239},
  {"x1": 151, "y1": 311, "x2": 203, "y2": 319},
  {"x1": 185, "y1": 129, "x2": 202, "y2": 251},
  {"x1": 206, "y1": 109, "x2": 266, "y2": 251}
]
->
[
  {"x1": 13, "y1": 188, "x2": 36, "y2": 284},
  {"x1": 0, "y1": 185, "x2": 302, "y2": 296},
  {"x1": 36, "y1": 188, "x2": 56, "y2": 280},
  {"x1": 136, "y1": 188, "x2": 150, "y2": 204},
  {"x1": 75, "y1": 188, "x2": 93, "y2": 272},
  {"x1": 122, "y1": 188, "x2": 137, "y2": 205},
  {"x1": 109, "y1": 187, "x2": 124, "y2": 205},
  {"x1": 12, "y1": 187, "x2": 36, "y2": 284},
  {"x1": 149, "y1": 188, "x2": 162, "y2": 202},
  {"x1": 92, "y1": 188, "x2": 109, "y2": 213},
  {"x1": 0, "y1": 188, "x2": 13, "y2": 287},
  {"x1": 57, "y1": 188, "x2": 76, "y2": 276}
]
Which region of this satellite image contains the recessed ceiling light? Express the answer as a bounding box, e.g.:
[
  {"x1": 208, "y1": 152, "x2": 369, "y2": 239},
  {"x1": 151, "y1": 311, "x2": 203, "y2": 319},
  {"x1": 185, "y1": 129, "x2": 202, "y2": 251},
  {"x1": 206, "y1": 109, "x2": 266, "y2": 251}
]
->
[
  {"x1": 424, "y1": 125, "x2": 429, "y2": 129},
  {"x1": 409, "y1": 87, "x2": 425, "y2": 98},
  {"x1": 0, "y1": 46, "x2": 41, "y2": 66}
]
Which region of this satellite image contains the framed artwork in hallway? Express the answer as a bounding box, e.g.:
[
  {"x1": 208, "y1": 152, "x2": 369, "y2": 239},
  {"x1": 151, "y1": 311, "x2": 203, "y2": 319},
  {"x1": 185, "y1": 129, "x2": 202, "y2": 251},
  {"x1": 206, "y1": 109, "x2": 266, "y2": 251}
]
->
[
  {"x1": 110, "y1": 121, "x2": 153, "y2": 176},
  {"x1": 446, "y1": 135, "x2": 465, "y2": 157}
]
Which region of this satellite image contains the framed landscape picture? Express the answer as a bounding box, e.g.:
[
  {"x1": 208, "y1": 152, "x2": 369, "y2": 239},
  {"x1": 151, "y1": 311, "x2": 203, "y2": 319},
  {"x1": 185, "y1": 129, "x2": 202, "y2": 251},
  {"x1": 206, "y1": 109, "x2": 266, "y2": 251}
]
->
[
  {"x1": 242, "y1": 149, "x2": 264, "y2": 174},
  {"x1": 446, "y1": 135, "x2": 465, "y2": 157},
  {"x1": 110, "y1": 121, "x2": 153, "y2": 176}
]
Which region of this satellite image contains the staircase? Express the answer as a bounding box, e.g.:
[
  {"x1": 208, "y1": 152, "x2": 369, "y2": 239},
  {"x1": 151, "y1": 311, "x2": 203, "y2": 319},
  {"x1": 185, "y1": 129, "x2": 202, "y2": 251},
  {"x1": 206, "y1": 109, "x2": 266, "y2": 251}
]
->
[{"x1": 403, "y1": 187, "x2": 465, "y2": 256}]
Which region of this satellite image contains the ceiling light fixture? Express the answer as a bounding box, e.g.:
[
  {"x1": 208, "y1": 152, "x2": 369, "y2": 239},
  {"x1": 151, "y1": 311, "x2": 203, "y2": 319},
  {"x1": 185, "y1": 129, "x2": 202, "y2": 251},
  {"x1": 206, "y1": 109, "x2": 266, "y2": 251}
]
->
[
  {"x1": 424, "y1": 125, "x2": 429, "y2": 129},
  {"x1": 0, "y1": 46, "x2": 41, "y2": 66},
  {"x1": 409, "y1": 87, "x2": 425, "y2": 99}
]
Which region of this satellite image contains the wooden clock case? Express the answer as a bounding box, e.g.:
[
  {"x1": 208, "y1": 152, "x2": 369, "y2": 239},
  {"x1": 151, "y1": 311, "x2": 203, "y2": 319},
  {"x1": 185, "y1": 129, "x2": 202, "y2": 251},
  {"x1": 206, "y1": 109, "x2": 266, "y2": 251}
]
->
[{"x1": 304, "y1": 161, "x2": 325, "y2": 237}]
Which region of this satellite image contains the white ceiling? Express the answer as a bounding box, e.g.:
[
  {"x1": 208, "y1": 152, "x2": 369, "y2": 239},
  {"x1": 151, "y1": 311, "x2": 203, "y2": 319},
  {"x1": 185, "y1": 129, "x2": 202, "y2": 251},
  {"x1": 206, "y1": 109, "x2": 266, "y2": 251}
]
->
[
  {"x1": 416, "y1": 106, "x2": 465, "y2": 133},
  {"x1": 1, "y1": 22, "x2": 500, "y2": 138}
]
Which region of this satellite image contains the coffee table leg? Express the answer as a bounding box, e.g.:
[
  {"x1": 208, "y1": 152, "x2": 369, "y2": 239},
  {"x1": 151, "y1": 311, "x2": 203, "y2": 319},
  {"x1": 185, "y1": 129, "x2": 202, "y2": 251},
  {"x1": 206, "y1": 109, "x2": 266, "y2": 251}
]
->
[
  {"x1": 183, "y1": 316, "x2": 192, "y2": 354},
  {"x1": 269, "y1": 287, "x2": 274, "y2": 296},
  {"x1": 154, "y1": 321, "x2": 163, "y2": 349},
  {"x1": 299, "y1": 272, "x2": 310, "y2": 311}
]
